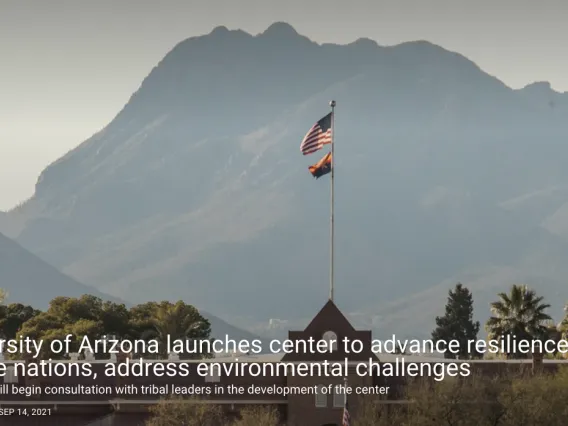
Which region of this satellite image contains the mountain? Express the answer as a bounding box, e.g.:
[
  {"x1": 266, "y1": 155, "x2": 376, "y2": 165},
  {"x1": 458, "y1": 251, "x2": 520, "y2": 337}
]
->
[
  {"x1": 0, "y1": 232, "x2": 262, "y2": 341},
  {"x1": 205, "y1": 312, "x2": 267, "y2": 344},
  {"x1": 517, "y1": 81, "x2": 568, "y2": 112},
  {"x1": 0, "y1": 231, "x2": 125, "y2": 309},
  {"x1": 4, "y1": 22, "x2": 568, "y2": 337}
]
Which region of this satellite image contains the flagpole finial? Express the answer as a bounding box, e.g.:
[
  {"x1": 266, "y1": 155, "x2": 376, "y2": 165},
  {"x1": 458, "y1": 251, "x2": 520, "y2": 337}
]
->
[{"x1": 330, "y1": 100, "x2": 336, "y2": 108}]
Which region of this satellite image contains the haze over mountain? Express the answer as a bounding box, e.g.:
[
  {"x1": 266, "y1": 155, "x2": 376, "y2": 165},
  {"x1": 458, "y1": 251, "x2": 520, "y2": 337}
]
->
[
  {"x1": 0, "y1": 231, "x2": 124, "y2": 309},
  {"x1": 2, "y1": 22, "x2": 568, "y2": 337},
  {"x1": 0, "y1": 232, "x2": 262, "y2": 342}
]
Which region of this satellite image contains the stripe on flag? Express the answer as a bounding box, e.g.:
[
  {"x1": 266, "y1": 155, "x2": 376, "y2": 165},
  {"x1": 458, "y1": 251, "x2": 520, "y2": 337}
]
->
[
  {"x1": 300, "y1": 112, "x2": 332, "y2": 155},
  {"x1": 342, "y1": 399, "x2": 351, "y2": 426}
]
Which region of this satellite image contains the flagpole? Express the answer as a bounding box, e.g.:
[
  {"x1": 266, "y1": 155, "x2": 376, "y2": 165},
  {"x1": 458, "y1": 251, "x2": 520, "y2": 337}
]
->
[
  {"x1": 343, "y1": 376, "x2": 349, "y2": 426},
  {"x1": 329, "y1": 100, "x2": 336, "y2": 302}
]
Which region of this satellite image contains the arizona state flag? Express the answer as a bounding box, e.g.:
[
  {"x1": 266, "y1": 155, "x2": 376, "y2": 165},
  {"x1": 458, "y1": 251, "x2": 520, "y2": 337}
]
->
[{"x1": 308, "y1": 152, "x2": 332, "y2": 179}]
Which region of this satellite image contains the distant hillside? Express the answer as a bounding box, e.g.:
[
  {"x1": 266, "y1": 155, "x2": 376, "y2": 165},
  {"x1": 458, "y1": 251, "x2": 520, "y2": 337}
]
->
[
  {"x1": 0, "y1": 231, "x2": 124, "y2": 308},
  {"x1": 5, "y1": 22, "x2": 568, "y2": 337},
  {"x1": 204, "y1": 312, "x2": 268, "y2": 344},
  {"x1": 0, "y1": 232, "x2": 262, "y2": 341}
]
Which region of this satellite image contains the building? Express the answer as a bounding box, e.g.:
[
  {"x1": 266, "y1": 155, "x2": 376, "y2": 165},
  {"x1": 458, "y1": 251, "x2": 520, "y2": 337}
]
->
[{"x1": 0, "y1": 299, "x2": 559, "y2": 425}]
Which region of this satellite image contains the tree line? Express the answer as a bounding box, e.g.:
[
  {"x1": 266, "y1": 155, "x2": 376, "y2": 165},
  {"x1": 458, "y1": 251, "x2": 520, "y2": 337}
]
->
[
  {"x1": 1, "y1": 282, "x2": 558, "y2": 361},
  {"x1": 0, "y1": 294, "x2": 211, "y2": 359},
  {"x1": 431, "y1": 282, "x2": 564, "y2": 359}
]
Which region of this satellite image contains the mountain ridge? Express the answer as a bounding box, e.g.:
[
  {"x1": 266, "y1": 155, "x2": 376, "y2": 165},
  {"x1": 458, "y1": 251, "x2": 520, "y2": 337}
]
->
[
  {"x1": 3, "y1": 24, "x2": 566, "y2": 215},
  {"x1": 3, "y1": 22, "x2": 568, "y2": 337},
  {"x1": 0, "y1": 231, "x2": 125, "y2": 308}
]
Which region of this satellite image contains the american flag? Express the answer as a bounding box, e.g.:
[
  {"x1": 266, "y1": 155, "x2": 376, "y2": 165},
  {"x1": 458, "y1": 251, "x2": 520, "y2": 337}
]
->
[
  {"x1": 300, "y1": 112, "x2": 332, "y2": 155},
  {"x1": 342, "y1": 399, "x2": 351, "y2": 426}
]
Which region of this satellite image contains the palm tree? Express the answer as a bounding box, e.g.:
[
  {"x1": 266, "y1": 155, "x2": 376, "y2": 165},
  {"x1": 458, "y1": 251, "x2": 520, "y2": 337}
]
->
[{"x1": 485, "y1": 285, "x2": 551, "y2": 359}]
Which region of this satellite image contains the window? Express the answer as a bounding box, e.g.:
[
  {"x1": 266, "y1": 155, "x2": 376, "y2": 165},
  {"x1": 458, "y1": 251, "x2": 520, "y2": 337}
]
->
[
  {"x1": 333, "y1": 385, "x2": 344, "y2": 407},
  {"x1": 4, "y1": 366, "x2": 17, "y2": 383},
  {"x1": 315, "y1": 385, "x2": 327, "y2": 407}
]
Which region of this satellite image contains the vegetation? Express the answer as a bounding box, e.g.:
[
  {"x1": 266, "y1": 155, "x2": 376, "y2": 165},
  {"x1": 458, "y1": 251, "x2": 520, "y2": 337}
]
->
[
  {"x1": 232, "y1": 406, "x2": 281, "y2": 426},
  {"x1": 431, "y1": 283, "x2": 481, "y2": 359},
  {"x1": 0, "y1": 294, "x2": 211, "y2": 359},
  {"x1": 350, "y1": 394, "x2": 389, "y2": 426},
  {"x1": 486, "y1": 284, "x2": 552, "y2": 358},
  {"x1": 558, "y1": 302, "x2": 568, "y2": 340},
  {"x1": 147, "y1": 396, "x2": 224, "y2": 426},
  {"x1": 146, "y1": 398, "x2": 280, "y2": 426},
  {"x1": 146, "y1": 371, "x2": 568, "y2": 425},
  {"x1": 0, "y1": 303, "x2": 41, "y2": 339},
  {"x1": 350, "y1": 369, "x2": 568, "y2": 425},
  {"x1": 130, "y1": 300, "x2": 212, "y2": 358},
  {"x1": 429, "y1": 283, "x2": 561, "y2": 360},
  {"x1": 0, "y1": 288, "x2": 41, "y2": 340}
]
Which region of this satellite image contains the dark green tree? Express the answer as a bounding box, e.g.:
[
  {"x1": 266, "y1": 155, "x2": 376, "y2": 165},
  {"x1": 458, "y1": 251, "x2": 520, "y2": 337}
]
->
[
  {"x1": 47, "y1": 295, "x2": 132, "y2": 339},
  {"x1": 431, "y1": 283, "x2": 481, "y2": 359},
  {"x1": 130, "y1": 301, "x2": 211, "y2": 359},
  {"x1": 17, "y1": 295, "x2": 131, "y2": 359},
  {"x1": 0, "y1": 303, "x2": 40, "y2": 339}
]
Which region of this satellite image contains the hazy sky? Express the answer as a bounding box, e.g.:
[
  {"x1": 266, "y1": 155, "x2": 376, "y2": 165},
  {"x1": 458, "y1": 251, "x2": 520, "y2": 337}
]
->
[{"x1": 1, "y1": 0, "x2": 567, "y2": 210}]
